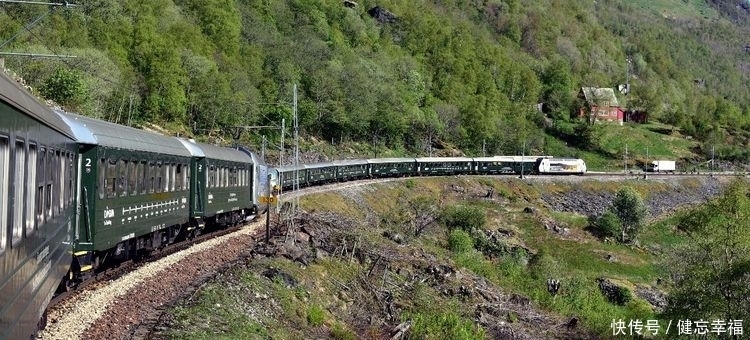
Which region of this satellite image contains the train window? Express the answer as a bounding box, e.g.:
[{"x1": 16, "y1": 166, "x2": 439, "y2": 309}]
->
[
  {"x1": 46, "y1": 150, "x2": 53, "y2": 219},
  {"x1": 37, "y1": 148, "x2": 46, "y2": 224},
  {"x1": 13, "y1": 140, "x2": 25, "y2": 241},
  {"x1": 147, "y1": 162, "x2": 155, "y2": 194},
  {"x1": 0, "y1": 136, "x2": 8, "y2": 251},
  {"x1": 66, "y1": 153, "x2": 73, "y2": 208},
  {"x1": 170, "y1": 163, "x2": 176, "y2": 192},
  {"x1": 27, "y1": 144, "x2": 37, "y2": 232},
  {"x1": 118, "y1": 159, "x2": 128, "y2": 197},
  {"x1": 105, "y1": 159, "x2": 117, "y2": 198},
  {"x1": 208, "y1": 165, "x2": 215, "y2": 189},
  {"x1": 98, "y1": 158, "x2": 105, "y2": 199},
  {"x1": 58, "y1": 150, "x2": 65, "y2": 212},
  {"x1": 128, "y1": 160, "x2": 137, "y2": 196},
  {"x1": 136, "y1": 161, "x2": 145, "y2": 195},
  {"x1": 175, "y1": 164, "x2": 183, "y2": 191},
  {"x1": 185, "y1": 164, "x2": 190, "y2": 190},
  {"x1": 216, "y1": 167, "x2": 221, "y2": 188},
  {"x1": 163, "y1": 163, "x2": 170, "y2": 192},
  {"x1": 155, "y1": 162, "x2": 163, "y2": 193}
]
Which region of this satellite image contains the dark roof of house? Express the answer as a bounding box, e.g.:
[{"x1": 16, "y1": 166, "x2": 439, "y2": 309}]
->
[{"x1": 580, "y1": 87, "x2": 620, "y2": 107}]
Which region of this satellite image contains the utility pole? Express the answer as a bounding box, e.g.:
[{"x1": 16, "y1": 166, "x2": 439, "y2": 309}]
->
[
  {"x1": 520, "y1": 140, "x2": 526, "y2": 179},
  {"x1": 265, "y1": 173, "x2": 272, "y2": 243},
  {"x1": 280, "y1": 118, "x2": 285, "y2": 167},
  {"x1": 293, "y1": 84, "x2": 299, "y2": 208},
  {"x1": 428, "y1": 136, "x2": 432, "y2": 157},
  {"x1": 711, "y1": 144, "x2": 715, "y2": 173},
  {"x1": 624, "y1": 143, "x2": 628, "y2": 173},
  {"x1": 261, "y1": 135, "x2": 266, "y2": 163}
]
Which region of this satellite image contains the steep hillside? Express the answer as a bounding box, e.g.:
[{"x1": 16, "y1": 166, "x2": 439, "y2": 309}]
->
[
  {"x1": 0, "y1": 0, "x2": 748, "y2": 161},
  {"x1": 156, "y1": 176, "x2": 731, "y2": 338}
]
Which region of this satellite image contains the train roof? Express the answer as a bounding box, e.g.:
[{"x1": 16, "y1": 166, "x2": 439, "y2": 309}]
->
[
  {"x1": 190, "y1": 141, "x2": 253, "y2": 163},
  {"x1": 543, "y1": 158, "x2": 584, "y2": 162},
  {"x1": 55, "y1": 109, "x2": 97, "y2": 144},
  {"x1": 416, "y1": 157, "x2": 473, "y2": 162},
  {"x1": 472, "y1": 156, "x2": 518, "y2": 162},
  {"x1": 304, "y1": 162, "x2": 335, "y2": 169},
  {"x1": 58, "y1": 111, "x2": 192, "y2": 156},
  {"x1": 235, "y1": 146, "x2": 266, "y2": 166},
  {"x1": 276, "y1": 164, "x2": 306, "y2": 172},
  {"x1": 333, "y1": 159, "x2": 368, "y2": 166},
  {"x1": 176, "y1": 138, "x2": 205, "y2": 157},
  {"x1": 367, "y1": 158, "x2": 416, "y2": 164},
  {"x1": 0, "y1": 71, "x2": 75, "y2": 139}
]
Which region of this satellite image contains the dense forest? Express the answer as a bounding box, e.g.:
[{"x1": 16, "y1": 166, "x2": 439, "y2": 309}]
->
[{"x1": 1, "y1": 0, "x2": 749, "y2": 158}]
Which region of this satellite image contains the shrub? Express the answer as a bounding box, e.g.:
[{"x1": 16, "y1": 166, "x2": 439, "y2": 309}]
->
[
  {"x1": 408, "y1": 311, "x2": 486, "y2": 340},
  {"x1": 306, "y1": 305, "x2": 325, "y2": 326},
  {"x1": 589, "y1": 211, "x2": 621, "y2": 240},
  {"x1": 440, "y1": 206, "x2": 486, "y2": 232},
  {"x1": 330, "y1": 323, "x2": 356, "y2": 340},
  {"x1": 448, "y1": 229, "x2": 474, "y2": 253},
  {"x1": 404, "y1": 179, "x2": 416, "y2": 189}
]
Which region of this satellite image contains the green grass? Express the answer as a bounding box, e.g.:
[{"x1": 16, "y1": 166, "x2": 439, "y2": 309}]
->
[
  {"x1": 627, "y1": 0, "x2": 718, "y2": 19},
  {"x1": 171, "y1": 176, "x2": 705, "y2": 339},
  {"x1": 545, "y1": 121, "x2": 700, "y2": 171}
]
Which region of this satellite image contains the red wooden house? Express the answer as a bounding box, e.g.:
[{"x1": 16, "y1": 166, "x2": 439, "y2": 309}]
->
[{"x1": 577, "y1": 87, "x2": 624, "y2": 125}]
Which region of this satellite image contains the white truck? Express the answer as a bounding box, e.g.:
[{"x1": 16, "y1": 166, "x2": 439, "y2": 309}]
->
[{"x1": 647, "y1": 160, "x2": 676, "y2": 173}]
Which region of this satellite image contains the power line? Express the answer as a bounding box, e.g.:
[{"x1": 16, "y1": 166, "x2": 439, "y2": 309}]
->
[
  {"x1": 0, "y1": 0, "x2": 76, "y2": 6},
  {"x1": 0, "y1": 7, "x2": 52, "y2": 50},
  {"x1": 0, "y1": 52, "x2": 76, "y2": 58}
]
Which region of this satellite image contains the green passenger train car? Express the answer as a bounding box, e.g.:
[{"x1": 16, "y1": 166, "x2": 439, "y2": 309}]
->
[
  {"x1": 305, "y1": 162, "x2": 336, "y2": 185},
  {"x1": 186, "y1": 140, "x2": 254, "y2": 226},
  {"x1": 333, "y1": 160, "x2": 369, "y2": 181},
  {"x1": 0, "y1": 74, "x2": 78, "y2": 340},
  {"x1": 368, "y1": 158, "x2": 417, "y2": 177},
  {"x1": 60, "y1": 113, "x2": 193, "y2": 282},
  {"x1": 277, "y1": 165, "x2": 306, "y2": 190},
  {"x1": 416, "y1": 157, "x2": 473, "y2": 175}
]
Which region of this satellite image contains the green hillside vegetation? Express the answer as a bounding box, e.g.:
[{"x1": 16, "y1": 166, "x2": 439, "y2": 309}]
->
[
  {"x1": 1, "y1": 0, "x2": 749, "y2": 161},
  {"x1": 163, "y1": 176, "x2": 740, "y2": 338}
]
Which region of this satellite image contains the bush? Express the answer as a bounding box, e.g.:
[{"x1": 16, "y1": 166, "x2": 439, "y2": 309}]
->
[
  {"x1": 448, "y1": 229, "x2": 474, "y2": 253},
  {"x1": 590, "y1": 211, "x2": 622, "y2": 240},
  {"x1": 440, "y1": 206, "x2": 486, "y2": 232},
  {"x1": 408, "y1": 311, "x2": 486, "y2": 340},
  {"x1": 306, "y1": 305, "x2": 325, "y2": 326},
  {"x1": 330, "y1": 323, "x2": 356, "y2": 340}
]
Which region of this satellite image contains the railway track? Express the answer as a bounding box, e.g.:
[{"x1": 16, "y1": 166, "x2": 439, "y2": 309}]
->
[{"x1": 44, "y1": 218, "x2": 263, "y2": 322}]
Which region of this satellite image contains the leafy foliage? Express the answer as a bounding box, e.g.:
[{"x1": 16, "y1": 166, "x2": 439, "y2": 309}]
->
[
  {"x1": 610, "y1": 187, "x2": 648, "y2": 243},
  {"x1": 2, "y1": 0, "x2": 750, "y2": 155},
  {"x1": 40, "y1": 68, "x2": 87, "y2": 108},
  {"x1": 447, "y1": 229, "x2": 473, "y2": 253},
  {"x1": 439, "y1": 205, "x2": 486, "y2": 233},
  {"x1": 589, "y1": 211, "x2": 622, "y2": 240},
  {"x1": 664, "y1": 179, "x2": 750, "y2": 322}
]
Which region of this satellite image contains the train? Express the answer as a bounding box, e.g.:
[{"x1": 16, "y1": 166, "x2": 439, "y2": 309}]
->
[
  {"x1": 274, "y1": 156, "x2": 587, "y2": 190},
  {"x1": 0, "y1": 69, "x2": 586, "y2": 339}
]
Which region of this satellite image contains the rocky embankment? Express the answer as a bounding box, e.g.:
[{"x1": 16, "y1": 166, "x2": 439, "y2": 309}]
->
[{"x1": 541, "y1": 177, "x2": 726, "y2": 218}]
